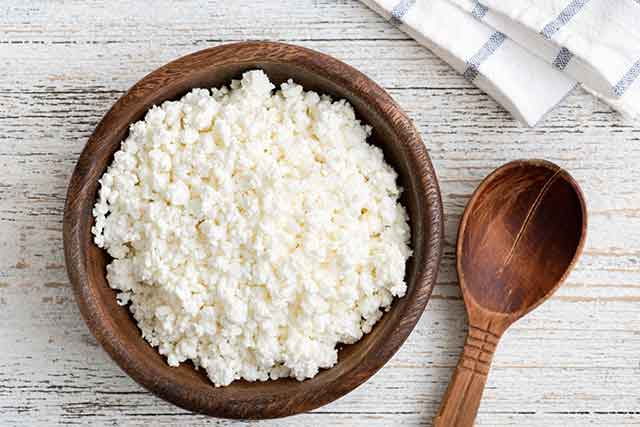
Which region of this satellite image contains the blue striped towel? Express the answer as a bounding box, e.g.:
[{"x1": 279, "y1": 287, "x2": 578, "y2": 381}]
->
[{"x1": 361, "y1": 0, "x2": 640, "y2": 126}]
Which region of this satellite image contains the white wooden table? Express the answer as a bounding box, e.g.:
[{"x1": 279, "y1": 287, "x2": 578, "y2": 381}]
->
[{"x1": 1, "y1": 1, "x2": 639, "y2": 425}]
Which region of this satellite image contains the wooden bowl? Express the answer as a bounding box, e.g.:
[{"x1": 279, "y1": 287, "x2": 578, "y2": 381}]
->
[{"x1": 63, "y1": 41, "x2": 444, "y2": 419}]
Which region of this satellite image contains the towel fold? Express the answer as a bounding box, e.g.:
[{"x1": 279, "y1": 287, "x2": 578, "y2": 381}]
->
[{"x1": 361, "y1": 0, "x2": 640, "y2": 125}]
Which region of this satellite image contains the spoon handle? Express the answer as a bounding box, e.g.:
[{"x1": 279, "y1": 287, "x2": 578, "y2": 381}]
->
[{"x1": 433, "y1": 325, "x2": 500, "y2": 427}]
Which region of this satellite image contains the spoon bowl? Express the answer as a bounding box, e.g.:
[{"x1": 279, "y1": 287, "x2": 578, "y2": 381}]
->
[
  {"x1": 459, "y1": 159, "x2": 586, "y2": 321},
  {"x1": 435, "y1": 159, "x2": 587, "y2": 427}
]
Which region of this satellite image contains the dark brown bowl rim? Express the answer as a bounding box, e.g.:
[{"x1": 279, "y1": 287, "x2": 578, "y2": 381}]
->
[{"x1": 63, "y1": 41, "x2": 444, "y2": 419}]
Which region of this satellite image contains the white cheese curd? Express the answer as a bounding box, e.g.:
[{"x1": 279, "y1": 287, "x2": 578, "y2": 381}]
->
[{"x1": 92, "y1": 70, "x2": 412, "y2": 386}]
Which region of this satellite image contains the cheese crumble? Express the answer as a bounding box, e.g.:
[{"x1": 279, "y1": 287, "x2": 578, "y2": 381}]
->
[{"x1": 92, "y1": 70, "x2": 412, "y2": 386}]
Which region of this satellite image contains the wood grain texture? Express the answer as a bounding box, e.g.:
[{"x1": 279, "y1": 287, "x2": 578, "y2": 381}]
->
[
  {"x1": 1, "y1": 0, "x2": 640, "y2": 425},
  {"x1": 435, "y1": 160, "x2": 587, "y2": 427},
  {"x1": 63, "y1": 41, "x2": 444, "y2": 419}
]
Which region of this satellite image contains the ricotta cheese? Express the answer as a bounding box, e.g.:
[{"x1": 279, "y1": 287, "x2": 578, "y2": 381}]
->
[{"x1": 92, "y1": 70, "x2": 412, "y2": 386}]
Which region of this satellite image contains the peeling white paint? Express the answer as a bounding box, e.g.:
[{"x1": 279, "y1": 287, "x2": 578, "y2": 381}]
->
[{"x1": 0, "y1": 0, "x2": 639, "y2": 425}]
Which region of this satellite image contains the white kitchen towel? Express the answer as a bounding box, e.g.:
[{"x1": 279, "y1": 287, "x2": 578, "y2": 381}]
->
[
  {"x1": 361, "y1": 0, "x2": 640, "y2": 125},
  {"x1": 454, "y1": 0, "x2": 640, "y2": 118}
]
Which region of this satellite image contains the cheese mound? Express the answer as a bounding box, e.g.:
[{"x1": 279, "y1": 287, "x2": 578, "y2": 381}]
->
[{"x1": 92, "y1": 70, "x2": 412, "y2": 386}]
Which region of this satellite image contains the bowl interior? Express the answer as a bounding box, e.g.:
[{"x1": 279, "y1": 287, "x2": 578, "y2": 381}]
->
[{"x1": 68, "y1": 43, "x2": 442, "y2": 419}]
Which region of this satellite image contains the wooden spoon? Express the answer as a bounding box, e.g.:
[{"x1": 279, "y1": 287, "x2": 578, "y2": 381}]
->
[{"x1": 434, "y1": 159, "x2": 587, "y2": 427}]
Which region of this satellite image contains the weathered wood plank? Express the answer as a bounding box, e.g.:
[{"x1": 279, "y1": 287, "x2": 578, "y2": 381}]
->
[{"x1": 1, "y1": 0, "x2": 639, "y2": 425}]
